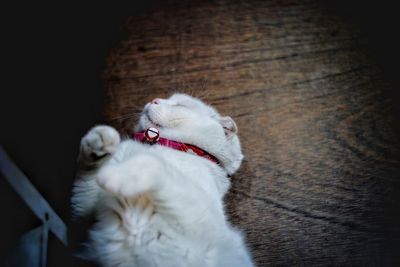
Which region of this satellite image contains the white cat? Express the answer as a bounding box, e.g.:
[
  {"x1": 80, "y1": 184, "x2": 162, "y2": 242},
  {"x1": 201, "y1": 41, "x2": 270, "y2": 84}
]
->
[{"x1": 71, "y1": 93, "x2": 254, "y2": 267}]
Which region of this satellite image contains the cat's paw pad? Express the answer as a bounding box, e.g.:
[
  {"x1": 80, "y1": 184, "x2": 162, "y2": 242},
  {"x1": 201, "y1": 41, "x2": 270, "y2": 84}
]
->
[
  {"x1": 80, "y1": 125, "x2": 120, "y2": 160},
  {"x1": 97, "y1": 155, "x2": 164, "y2": 197}
]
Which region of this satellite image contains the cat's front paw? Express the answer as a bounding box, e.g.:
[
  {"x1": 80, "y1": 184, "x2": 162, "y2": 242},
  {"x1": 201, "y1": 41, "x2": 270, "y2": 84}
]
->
[
  {"x1": 97, "y1": 155, "x2": 165, "y2": 197},
  {"x1": 80, "y1": 125, "x2": 121, "y2": 161}
]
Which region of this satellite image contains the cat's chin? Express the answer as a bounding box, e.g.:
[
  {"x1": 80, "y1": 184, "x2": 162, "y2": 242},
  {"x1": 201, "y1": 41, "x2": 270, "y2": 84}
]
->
[
  {"x1": 148, "y1": 117, "x2": 161, "y2": 128},
  {"x1": 138, "y1": 112, "x2": 162, "y2": 130}
]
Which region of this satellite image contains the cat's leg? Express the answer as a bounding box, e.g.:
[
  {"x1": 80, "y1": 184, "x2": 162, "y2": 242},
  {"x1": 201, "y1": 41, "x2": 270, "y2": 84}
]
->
[
  {"x1": 71, "y1": 125, "x2": 120, "y2": 217},
  {"x1": 97, "y1": 153, "x2": 225, "y2": 226},
  {"x1": 96, "y1": 154, "x2": 165, "y2": 198}
]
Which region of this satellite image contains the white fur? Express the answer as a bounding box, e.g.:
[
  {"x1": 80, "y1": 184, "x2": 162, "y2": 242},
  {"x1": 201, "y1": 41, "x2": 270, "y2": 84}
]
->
[{"x1": 71, "y1": 93, "x2": 254, "y2": 267}]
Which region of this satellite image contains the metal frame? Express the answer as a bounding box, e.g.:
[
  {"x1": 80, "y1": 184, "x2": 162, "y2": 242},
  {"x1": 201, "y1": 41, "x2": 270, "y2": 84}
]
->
[{"x1": 0, "y1": 147, "x2": 68, "y2": 266}]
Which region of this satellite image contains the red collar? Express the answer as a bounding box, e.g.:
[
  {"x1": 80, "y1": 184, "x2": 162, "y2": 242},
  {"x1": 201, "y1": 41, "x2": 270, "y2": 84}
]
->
[{"x1": 132, "y1": 128, "x2": 220, "y2": 165}]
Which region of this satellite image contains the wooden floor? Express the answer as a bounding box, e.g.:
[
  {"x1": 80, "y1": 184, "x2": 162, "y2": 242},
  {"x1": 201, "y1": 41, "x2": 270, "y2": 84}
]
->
[{"x1": 102, "y1": 0, "x2": 400, "y2": 266}]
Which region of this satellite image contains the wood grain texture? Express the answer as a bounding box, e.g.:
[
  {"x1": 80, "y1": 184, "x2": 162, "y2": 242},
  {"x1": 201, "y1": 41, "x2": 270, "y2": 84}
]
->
[{"x1": 102, "y1": 0, "x2": 400, "y2": 266}]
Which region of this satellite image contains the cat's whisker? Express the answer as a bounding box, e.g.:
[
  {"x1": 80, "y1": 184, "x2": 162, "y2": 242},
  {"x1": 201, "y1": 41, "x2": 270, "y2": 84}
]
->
[{"x1": 108, "y1": 110, "x2": 143, "y2": 122}]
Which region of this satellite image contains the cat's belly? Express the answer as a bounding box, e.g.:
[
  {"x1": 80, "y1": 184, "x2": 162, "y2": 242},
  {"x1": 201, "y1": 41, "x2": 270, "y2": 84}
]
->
[{"x1": 90, "y1": 195, "x2": 208, "y2": 267}]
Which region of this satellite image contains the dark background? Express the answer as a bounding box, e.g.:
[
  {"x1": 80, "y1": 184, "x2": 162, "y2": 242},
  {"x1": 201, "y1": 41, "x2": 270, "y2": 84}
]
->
[{"x1": 1, "y1": 1, "x2": 399, "y2": 266}]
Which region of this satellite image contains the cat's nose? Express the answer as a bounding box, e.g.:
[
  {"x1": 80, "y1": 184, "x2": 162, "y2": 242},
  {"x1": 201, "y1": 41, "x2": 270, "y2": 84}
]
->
[{"x1": 151, "y1": 98, "x2": 160, "y2": 105}]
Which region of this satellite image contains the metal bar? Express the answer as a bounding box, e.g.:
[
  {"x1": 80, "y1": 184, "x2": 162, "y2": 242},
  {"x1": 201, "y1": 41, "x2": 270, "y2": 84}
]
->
[
  {"x1": 0, "y1": 146, "x2": 68, "y2": 246},
  {"x1": 40, "y1": 223, "x2": 48, "y2": 267},
  {"x1": 3, "y1": 226, "x2": 43, "y2": 267}
]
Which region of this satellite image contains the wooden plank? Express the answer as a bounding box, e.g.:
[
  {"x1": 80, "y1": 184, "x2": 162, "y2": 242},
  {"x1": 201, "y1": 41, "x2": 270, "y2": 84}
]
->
[{"x1": 102, "y1": 0, "x2": 400, "y2": 265}]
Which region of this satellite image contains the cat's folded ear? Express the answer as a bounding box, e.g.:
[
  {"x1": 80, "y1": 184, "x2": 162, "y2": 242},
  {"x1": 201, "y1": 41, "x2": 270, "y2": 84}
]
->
[{"x1": 219, "y1": 116, "x2": 238, "y2": 138}]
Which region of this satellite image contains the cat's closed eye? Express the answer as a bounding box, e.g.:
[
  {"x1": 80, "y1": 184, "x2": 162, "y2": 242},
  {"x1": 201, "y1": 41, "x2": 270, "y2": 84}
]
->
[{"x1": 174, "y1": 102, "x2": 189, "y2": 108}]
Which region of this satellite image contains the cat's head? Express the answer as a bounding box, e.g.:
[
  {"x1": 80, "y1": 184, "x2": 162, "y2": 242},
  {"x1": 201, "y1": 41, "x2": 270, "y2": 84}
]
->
[{"x1": 135, "y1": 93, "x2": 243, "y2": 175}]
